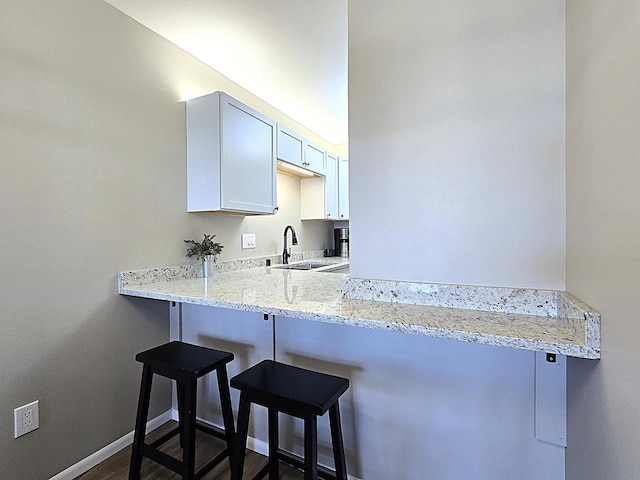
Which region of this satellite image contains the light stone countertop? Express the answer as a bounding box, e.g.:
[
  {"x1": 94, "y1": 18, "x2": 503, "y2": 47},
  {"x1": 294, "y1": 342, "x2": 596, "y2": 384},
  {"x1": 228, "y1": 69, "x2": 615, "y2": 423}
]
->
[{"x1": 119, "y1": 258, "x2": 600, "y2": 360}]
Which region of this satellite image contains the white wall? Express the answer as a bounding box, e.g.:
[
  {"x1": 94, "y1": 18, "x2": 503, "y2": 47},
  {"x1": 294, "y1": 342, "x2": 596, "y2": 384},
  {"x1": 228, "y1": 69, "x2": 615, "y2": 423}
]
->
[
  {"x1": 565, "y1": 1, "x2": 640, "y2": 478},
  {"x1": 192, "y1": 172, "x2": 333, "y2": 261},
  {"x1": 349, "y1": 0, "x2": 566, "y2": 290},
  {"x1": 347, "y1": 1, "x2": 567, "y2": 478},
  {"x1": 0, "y1": 1, "x2": 332, "y2": 477},
  {"x1": 177, "y1": 304, "x2": 565, "y2": 480},
  {"x1": 276, "y1": 318, "x2": 564, "y2": 480}
]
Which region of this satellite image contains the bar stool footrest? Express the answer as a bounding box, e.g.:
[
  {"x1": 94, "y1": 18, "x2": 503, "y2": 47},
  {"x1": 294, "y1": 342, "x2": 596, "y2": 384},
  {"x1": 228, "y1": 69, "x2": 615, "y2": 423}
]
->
[
  {"x1": 149, "y1": 426, "x2": 181, "y2": 448},
  {"x1": 277, "y1": 449, "x2": 338, "y2": 480},
  {"x1": 139, "y1": 438, "x2": 230, "y2": 480},
  {"x1": 147, "y1": 421, "x2": 227, "y2": 449},
  {"x1": 195, "y1": 447, "x2": 230, "y2": 480},
  {"x1": 249, "y1": 462, "x2": 271, "y2": 480},
  {"x1": 142, "y1": 421, "x2": 231, "y2": 479},
  {"x1": 250, "y1": 449, "x2": 338, "y2": 480},
  {"x1": 140, "y1": 444, "x2": 183, "y2": 475},
  {"x1": 195, "y1": 419, "x2": 228, "y2": 441}
]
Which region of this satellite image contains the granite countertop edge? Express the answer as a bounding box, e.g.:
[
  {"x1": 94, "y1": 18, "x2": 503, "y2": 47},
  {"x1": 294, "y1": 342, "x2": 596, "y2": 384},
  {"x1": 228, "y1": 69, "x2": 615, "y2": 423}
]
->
[{"x1": 118, "y1": 260, "x2": 600, "y2": 360}]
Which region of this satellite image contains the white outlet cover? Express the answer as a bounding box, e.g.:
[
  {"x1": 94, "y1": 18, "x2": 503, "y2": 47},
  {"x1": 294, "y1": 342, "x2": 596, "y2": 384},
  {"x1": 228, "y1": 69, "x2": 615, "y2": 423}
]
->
[{"x1": 14, "y1": 400, "x2": 39, "y2": 438}]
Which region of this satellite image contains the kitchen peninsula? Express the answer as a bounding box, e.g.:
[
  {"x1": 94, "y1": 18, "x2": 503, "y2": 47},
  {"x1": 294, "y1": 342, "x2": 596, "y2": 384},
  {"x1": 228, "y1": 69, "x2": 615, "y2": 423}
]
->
[
  {"x1": 118, "y1": 255, "x2": 599, "y2": 359},
  {"x1": 119, "y1": 254, "x2": 600, "y2": 479}
]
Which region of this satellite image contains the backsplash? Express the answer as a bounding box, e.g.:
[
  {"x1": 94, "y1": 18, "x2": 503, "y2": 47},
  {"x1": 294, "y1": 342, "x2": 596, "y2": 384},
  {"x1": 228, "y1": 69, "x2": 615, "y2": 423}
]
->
[
  {"x1": 342, "y1": 277, "x2": 599, "y2": 321},
  {"x1": 118, "y1": 250, "x2": 325, "y2": 289}
]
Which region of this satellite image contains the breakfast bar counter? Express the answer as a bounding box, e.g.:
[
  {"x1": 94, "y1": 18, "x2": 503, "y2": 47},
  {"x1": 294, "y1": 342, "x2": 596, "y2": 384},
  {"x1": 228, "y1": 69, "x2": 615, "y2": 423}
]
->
[{"x1": 118, "y1": 258, "x2": 600, "y2": 360}]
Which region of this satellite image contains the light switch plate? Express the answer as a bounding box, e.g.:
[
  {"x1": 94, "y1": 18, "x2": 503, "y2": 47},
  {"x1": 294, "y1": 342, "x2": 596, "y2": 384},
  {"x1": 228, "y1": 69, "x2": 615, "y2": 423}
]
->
[{"x1": 241, "y1": 233, "x2": 256, "y2": 249}]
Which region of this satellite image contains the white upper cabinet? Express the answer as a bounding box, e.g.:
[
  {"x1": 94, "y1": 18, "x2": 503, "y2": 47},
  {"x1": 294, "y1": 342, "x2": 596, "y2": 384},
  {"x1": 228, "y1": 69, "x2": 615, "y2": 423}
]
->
[
  {"x1": 325, "y1": 152, "x2": 339, "y2": 218},
  {"x1": 338, "y1": 156, "x2": 349, "y2": 220},
  {"x1": 276, "y1": 123, "x2": 326, "y2": 176},
  {"x1": 304, "y1": 141, "x2": 326, "y2": 175},
  {"x1": 276, "y1": 124, "x2": 304, "y2": 168},
  {"x1": 187, "y1": 92, "x2": 277, "y2": 215},
  {"x1": 300, "y1": 151, "x2": 339, "y2": 220}
]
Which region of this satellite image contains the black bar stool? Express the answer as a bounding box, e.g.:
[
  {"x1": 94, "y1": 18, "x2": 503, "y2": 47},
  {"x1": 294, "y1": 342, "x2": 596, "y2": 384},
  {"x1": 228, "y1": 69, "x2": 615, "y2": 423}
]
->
[
  {"x1": 230, "y1": 360, "x2": 349, "y2": 480},
  {"x1": 129, "y1": 341, "x2": 236, "y2": 480}
]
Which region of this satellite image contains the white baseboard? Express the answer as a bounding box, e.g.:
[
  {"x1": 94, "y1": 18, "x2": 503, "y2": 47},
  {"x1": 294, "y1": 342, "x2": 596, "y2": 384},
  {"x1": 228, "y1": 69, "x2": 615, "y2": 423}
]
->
[
  {"x1": 247, "y1": 435, "x2": 269, "y2": 456},
  {"x1": 49, "y1": 410, "x2": 172, "y2": 480},
  {"x1": 245, "y1": 434, "x2": 361, "y2": 480},
  {"x1": 50, "y1": 410, "x2": 362, "y2": 480}
]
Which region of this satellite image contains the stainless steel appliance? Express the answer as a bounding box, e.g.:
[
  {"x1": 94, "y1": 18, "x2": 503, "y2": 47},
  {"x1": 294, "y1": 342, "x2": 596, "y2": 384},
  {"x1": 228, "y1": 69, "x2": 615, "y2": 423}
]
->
[{"x1": 334, "y1": 228, "x2": 349, "y2": 258}]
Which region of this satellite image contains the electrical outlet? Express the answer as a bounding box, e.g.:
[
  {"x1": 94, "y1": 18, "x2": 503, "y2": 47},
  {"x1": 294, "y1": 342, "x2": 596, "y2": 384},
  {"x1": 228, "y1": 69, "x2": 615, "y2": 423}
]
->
[
  {"x1": 241, "y1": 233, "x2": 256, "y2": 249},
  {"x1": 14, "y1": 400, "x2": 39, "y2": 438}
]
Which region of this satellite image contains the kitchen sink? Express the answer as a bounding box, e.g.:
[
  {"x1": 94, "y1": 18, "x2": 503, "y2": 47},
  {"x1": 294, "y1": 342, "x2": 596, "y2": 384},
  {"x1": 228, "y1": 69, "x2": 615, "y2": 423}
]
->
[
  {"x1": 319, "y1": 265, "x2": 350, "y2": 274},
  {"x1": 273, "y1": 261, "x2": 336, "y2": 271}
]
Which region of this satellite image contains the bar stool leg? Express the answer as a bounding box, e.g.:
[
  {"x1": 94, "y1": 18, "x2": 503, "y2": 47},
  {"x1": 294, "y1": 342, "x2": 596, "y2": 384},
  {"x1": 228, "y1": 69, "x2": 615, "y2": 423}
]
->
[
  {"x1": 329, "y1": 402, "x2": 348, "y2": 480},
  {"x1": 268, "y1": 408, "x2": 280, "y2": 479},
  {"x1": 233, "y1": 391, "x2": 251, "y2": 480},
  {"x1": 303, "y1": 414, "x2": 318, "y2": 480},
  {"x1": 182, "y1": 378, "x2": 198, "y2": 479},
  {"x1": 216, "y1": 366, "x2": 236, "y2": 467},
  {"x1": 129, "y1": 365, "x2": 153, "y2": 480},
  {"x1": 176, "y1": 381, "x2": 186, "y2": 448}
]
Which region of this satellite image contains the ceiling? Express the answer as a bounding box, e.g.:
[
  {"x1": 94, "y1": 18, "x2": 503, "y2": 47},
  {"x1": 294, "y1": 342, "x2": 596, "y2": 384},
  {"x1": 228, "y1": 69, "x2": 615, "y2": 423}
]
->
[{"x1": 104, "y1": 0, "x2": 348, "y2": 145}]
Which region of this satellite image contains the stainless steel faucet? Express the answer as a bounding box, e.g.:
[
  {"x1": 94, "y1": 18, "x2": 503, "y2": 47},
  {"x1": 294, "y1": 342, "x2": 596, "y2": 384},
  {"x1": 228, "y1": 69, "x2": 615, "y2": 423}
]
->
[{"x1": 282, "y1": 225, "x2": 298, "y2": 264}]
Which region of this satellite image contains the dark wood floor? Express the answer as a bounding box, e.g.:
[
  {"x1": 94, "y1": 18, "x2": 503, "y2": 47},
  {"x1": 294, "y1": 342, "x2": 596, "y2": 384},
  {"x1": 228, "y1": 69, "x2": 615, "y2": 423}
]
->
[{"x1": 75, "y1": 421, "x2": 303, "y2": 480}]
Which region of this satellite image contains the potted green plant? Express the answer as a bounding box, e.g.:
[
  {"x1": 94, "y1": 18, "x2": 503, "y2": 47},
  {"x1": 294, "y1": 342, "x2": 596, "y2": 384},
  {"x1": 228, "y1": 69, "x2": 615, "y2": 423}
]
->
[{"x1": 184, "y1": 234, "x2": 224, "y2": 278}]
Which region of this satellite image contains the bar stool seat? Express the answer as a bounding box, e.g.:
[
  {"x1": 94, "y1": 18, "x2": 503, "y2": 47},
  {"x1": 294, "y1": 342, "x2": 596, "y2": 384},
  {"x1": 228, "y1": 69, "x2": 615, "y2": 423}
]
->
[
  {"x1": 231, "y1": 360, "x2": 349, "y2": 480},
  {"x1": 129, "y1": 341, "x2": 236, "y2": 480}
]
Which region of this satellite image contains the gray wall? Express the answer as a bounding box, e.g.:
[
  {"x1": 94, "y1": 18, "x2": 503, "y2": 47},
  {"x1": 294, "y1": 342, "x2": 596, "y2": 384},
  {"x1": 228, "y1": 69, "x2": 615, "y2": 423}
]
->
[
  {"x1": 0, "y1": 1, "x2": 332, "y2": 477},
  {"x1": 565, "y1": 1, "x2": 640, "y2": 479}
]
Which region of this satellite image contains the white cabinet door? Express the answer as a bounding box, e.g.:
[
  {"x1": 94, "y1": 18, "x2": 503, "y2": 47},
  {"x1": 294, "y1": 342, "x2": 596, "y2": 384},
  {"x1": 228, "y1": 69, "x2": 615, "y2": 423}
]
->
[
  {"x1": 220, "y1": 95, "x2": 277, "y2": 214},
  {"x1": 276, "y1": 124, "x2": 304, "y2": 168},
  {"x1": 338, "y1": 156, "x2": 349, "y2": 220},
  {"x1": 300, "y1": 151, "x2": 338, "y2": 220},
  {"x1": 186, "y1": 91, "x2": 277, "y2": 215},
  {"x1": 304, "y1": 141, "x2": 326, "y2": 175},
  {"x1": 325, "y1": 152, "x2": 339, "y2": 219},
  {"x1": 277, "y1": 123, "x2": 326, "y2": 175}
]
